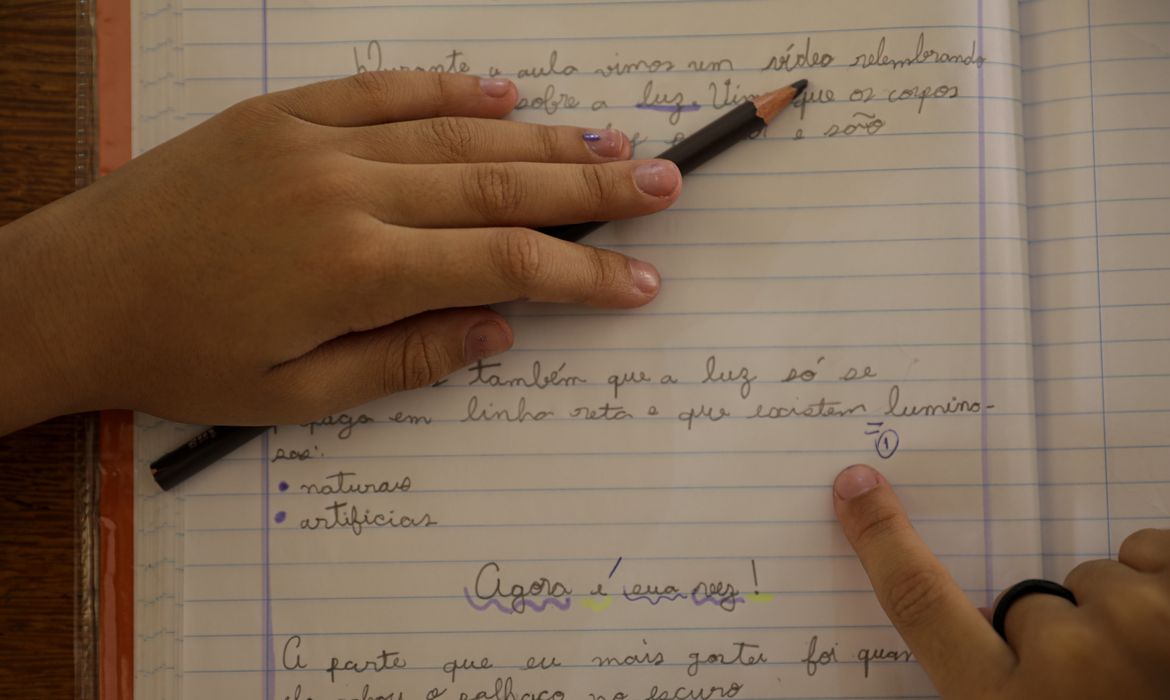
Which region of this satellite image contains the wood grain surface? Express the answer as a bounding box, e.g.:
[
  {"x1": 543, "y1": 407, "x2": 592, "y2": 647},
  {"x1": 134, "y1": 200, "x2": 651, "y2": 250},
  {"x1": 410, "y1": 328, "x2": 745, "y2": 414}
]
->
[{"x1": 0, "y1": 0, "x2": 97, "y2": 695}]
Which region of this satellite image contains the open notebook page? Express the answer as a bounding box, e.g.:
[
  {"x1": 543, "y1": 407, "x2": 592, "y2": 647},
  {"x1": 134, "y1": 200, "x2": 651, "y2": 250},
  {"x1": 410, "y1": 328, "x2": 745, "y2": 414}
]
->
[
  {"x1": 1021, "y1": 0, "x2": 1170, "y2": 576},
  {"x1": 132, "y1": 1, "x2": 1037, "y2": 698}
]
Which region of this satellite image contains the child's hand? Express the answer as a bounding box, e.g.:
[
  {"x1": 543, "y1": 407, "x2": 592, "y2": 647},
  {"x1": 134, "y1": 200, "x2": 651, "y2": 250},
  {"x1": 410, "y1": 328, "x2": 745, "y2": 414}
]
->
[
  {"x1": 833, "y1": 464, "x2": 1170, "y2": 699},
  {"x1": 0, "y1": 71, "x2": 680, "y2": 432}
]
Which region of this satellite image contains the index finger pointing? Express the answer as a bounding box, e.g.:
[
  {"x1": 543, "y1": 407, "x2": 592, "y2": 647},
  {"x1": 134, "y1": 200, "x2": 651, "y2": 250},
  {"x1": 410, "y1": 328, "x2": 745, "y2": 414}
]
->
[{"x1": 832, "y1": 464, "x2": 1014, "y2": 695}]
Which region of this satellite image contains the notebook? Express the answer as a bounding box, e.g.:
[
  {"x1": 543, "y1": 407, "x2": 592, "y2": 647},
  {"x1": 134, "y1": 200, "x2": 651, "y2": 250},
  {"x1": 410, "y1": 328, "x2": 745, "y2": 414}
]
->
[{"x1": 106, "y1": 0, "x2": 1170, "y2": 698}]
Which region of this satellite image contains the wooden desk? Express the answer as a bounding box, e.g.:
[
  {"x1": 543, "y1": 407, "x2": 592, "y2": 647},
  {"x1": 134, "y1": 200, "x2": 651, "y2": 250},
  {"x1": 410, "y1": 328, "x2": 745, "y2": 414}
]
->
[{"x1": 0, "y1": 0, "x2": 97, "y2": 695}]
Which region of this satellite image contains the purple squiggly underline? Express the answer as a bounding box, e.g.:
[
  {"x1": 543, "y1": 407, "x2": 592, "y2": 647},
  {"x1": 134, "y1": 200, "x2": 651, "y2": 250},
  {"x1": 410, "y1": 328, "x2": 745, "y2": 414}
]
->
[
  {"x1": 623, "y1": 591, "x2": 689, "y2": 605},
  {"x1": 692, "y1": 595, "x2": 747, "y2": 607},
  {"x1": 525, "y1": 596, "x2": 573, "y2": 612},
  {"x1": 635, "y1": 104, "x2": 702, "y2": 113},
  {"x1": 463, "y1": 588, "x2": 572, "y2": 614}
]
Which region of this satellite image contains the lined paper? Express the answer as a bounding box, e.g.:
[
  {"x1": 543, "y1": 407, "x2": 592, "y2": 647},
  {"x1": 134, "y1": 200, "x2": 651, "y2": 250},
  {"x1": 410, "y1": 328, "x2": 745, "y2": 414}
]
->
[
  {"x1": 131, "y1": 1, "x2": 1041, "y2": 698},
  {"x1": 1021, "y1": 0, "x2": 1170, "y2": 575}
]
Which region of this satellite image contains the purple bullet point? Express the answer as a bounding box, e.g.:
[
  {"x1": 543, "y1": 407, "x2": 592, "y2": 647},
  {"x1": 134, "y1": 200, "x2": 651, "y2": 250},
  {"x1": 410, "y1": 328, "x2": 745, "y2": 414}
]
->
[
  {"x1": 278, "y1": 481, "x2": 289, "y2": 492},
  {"x1": 274, "y1": 511, "x2": 286, "y2": 524}
]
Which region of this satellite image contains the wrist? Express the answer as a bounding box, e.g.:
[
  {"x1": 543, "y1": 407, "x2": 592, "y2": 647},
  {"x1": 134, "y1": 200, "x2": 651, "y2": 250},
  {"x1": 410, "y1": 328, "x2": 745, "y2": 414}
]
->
[{"x1": 0, "y1": 203, "x2": 115, "y2": 433}]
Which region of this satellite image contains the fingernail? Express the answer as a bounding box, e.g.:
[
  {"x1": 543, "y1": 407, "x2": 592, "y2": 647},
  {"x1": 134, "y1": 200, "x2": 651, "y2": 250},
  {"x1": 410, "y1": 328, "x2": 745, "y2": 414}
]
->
[
  {"x1": 628, "y1": 259, "x2": 660, "y2": 296},
  {"x1": 583, "y1": 129, "x2": 627, "y2": 158},
  {"x1": 479, "y1": 78, "x2": 513, "y2": 98},
  {"x1": 835, "y1": 464, "x2": 880, "y2": 501},
  {"x1": 464, "y1": 320, "x2": 512, "y2": 363},
  {"x1": 633, "y1": 160, "x2": 681, "y2": 197}
]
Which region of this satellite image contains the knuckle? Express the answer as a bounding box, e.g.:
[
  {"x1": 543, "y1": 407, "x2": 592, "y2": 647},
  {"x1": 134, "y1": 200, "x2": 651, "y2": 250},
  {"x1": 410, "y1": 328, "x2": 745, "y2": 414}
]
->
[
  {"x1": 464, "y1": 164, "x2": 526, "y2": 222},
  {"x1": 533, "y1": 125, "x2": 562, "y2": 161},
  {"x1": 1119, "y1": 528, "x2": 1170, "y2": 565},
  {"x1": 389, "y1": 327, "x2": 449, "y2": 393},
  {"x1": 325, "y1": 242, "x2": 396, "y2": 325},
  {"x1": 431, "y1": 71, "x2": 456, "y2": 105},
  {"x1": 848, "y1": 501, "x2": 910, "y2": 551},
  {"x1": 576, "y1": 165, "x2": 612, "y2": 214},
  {"x1": 222, "y1": 95, "x2": 274, "y2": 124},
  {"x1": 424, "y1": 116, "x2": 477, "y2": 161},
  {"x1": 490, "y1": 228, "x2": 545, "y2": 289},
  {"x1": 297, "y1": 163, "x2": 361, "y2": 207},
  {"x1": 349, "y1": 70, "x2": 397, "y2": 104},
  {"x1": 882, "y1": 566, "x2": 949, "y2": 629},
  {"x1": 1121, "y1": 527, "x2": 1159, "y2": 549},
  {"x1": 584, "y1": 246, "x2": 623, "y2": 298},
  {"x1": 217, "y1": 95, "x2": 292, "y2": 143},
  {"x1": 315, "y1": 168, "x2": 358, "y2": 199},
  {"x1": 1064, "y1": 559, "x2": 1107, "y2": 590}
]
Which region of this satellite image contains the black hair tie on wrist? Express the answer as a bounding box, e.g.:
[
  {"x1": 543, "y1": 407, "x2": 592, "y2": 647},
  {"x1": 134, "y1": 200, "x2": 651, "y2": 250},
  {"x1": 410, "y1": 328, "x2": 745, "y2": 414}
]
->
[{"x1": 992, "y1": 578, "x2": 1078, "y2": 641}]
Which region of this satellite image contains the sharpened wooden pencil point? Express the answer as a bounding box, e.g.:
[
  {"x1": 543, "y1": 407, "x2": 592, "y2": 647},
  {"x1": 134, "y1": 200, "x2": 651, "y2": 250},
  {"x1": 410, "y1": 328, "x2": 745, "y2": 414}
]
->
[{"x1": 753, "y1": 82, "x2": 804, "y2": 124}]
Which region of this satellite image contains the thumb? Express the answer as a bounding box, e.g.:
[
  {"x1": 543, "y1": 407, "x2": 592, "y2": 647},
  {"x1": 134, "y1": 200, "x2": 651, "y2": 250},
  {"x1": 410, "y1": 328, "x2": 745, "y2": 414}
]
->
[
  {"x1": 271, "y1": 307, "x2": 513, "y2": 416},
  {"x1": 833, "y1": 464, "x2": 1013, "y2": 696}
]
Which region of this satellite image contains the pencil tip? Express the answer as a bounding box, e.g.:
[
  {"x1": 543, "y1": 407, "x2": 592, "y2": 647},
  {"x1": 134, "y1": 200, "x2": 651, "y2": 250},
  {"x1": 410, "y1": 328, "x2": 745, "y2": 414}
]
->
[{"x1": 752, "y1": 82, "x2": 803, "y2": 124}]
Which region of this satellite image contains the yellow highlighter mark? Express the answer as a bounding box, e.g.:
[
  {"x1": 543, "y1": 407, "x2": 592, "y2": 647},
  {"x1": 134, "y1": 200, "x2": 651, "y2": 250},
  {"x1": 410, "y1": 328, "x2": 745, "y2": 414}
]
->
[
  {"x1": 581, "y1": 596, "x2": 614, "y2": 612},
  {"x1": 745, "y1": 593, "x2": 775, "y2": 603}
]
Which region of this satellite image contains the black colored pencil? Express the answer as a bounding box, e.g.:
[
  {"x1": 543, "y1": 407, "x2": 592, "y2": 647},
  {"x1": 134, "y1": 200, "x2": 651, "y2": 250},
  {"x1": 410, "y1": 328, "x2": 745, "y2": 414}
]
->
[
  {"x1": 151, "y1": 425, "x2": 268, "y2": 490},
  {"x1": 539, "y1": 78, "x2": 808, "y2": 242},
  {"x1": 149, "y1": 78, "x2": 809, "y2": 491}
]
